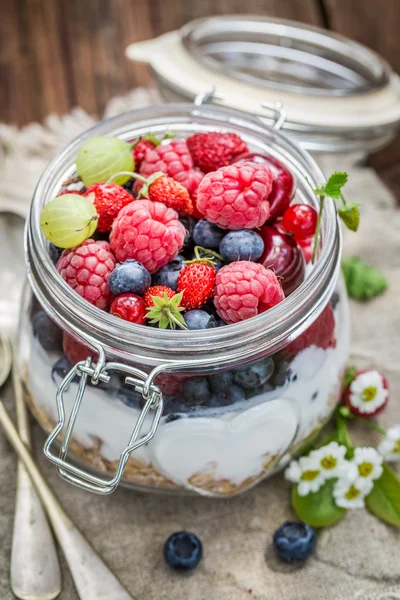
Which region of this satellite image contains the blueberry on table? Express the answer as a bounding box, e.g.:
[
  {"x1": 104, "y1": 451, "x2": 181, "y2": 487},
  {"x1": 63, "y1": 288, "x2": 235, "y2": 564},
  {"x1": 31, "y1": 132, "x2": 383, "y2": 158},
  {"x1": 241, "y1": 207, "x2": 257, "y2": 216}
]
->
[
  {"x1": 193, "y1": 219, "x2": 226, "y2": 250},
  {"x1": 108, "y1": 260, "x2": 151, "y2": 296},
  {"x1": 184, "y1": 310, "x2": 217, "y2": 330},
  {"x1": 219, "y1": 229, "x2": 264, "y2": 262},
  {"x1": 273, "y1": 521, "x2": 316, "y2": 564},
  {"x1": 152, "y1": 255, "x2": 185, "y2": 291},
  {"x1": 234, "y1": 358, "x2": 274, "y2": 389},
  {"x1": 32, "y1": 311, "x2": 63, "y2": 352},
  {"x1": 164, "y1": 531, "x2": 203, "y2": 570}
]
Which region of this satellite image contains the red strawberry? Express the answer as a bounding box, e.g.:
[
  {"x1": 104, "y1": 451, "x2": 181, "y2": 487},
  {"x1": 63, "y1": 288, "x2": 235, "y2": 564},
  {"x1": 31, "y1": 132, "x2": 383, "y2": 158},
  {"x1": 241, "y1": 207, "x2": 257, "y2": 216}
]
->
[
  {"x1": 85, "y1": 183, "x2": 133, "y2": 232},
  {"x1": 284, "y1": 303, "x2": 336, "y2": 359},
  {"x1": 144, "y1": 285, "x2": 186, "y2": 330},
  {"x1": 187, "y1": 132, "x2": 248, "y2": 173},
  {"x1": 177, "y1": 261, "x2": 216, "y2": 310},
  {"x1": 143, "y1": 175, "x2": 194, "y2": 216},
  {"x1": 144, "y1": 285, "x2": 176, "y2": 308}
]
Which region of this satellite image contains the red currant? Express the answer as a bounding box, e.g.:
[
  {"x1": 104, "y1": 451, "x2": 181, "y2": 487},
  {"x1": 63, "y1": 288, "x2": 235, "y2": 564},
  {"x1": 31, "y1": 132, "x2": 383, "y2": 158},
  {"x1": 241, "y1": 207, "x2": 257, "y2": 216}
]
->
[
  {"x1": 282, "y1": 204, "x2": 318, "y2": 239},
  {"x1": 296, "y1": 236, "x2": 314, "y2": 264},
  {"x1": 110, "y1": 293, "x2": 146, "y2": 324}
]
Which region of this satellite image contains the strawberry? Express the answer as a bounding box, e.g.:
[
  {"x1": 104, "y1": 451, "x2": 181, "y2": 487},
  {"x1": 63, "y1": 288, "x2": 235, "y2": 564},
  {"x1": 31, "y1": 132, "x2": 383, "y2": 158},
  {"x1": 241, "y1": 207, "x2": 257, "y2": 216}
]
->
[
  {"x1": 177, "y1": 260, "x2": 216, "y2": 310},
  {"x1": 85, "y1": 183, "x2": 133, "y2": 232},
  {"x1": 144, "y1": 285, "x2": 186, "y2": 330},
  {"x1": 143, "y1": 174, "x2": 194, "y2": 216}
]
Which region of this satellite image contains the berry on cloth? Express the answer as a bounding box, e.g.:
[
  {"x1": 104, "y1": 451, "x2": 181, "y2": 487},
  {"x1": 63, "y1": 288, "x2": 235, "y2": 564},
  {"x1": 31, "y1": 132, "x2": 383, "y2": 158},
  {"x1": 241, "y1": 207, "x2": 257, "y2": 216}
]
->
[
  {"x1": 342, "y1": 369, "x2": 389, "y2": 417},
  {"x1": 141, "y1": 174, "x2": 194, "y2": 216},
  {"x1": 56, "y1": 239, "x2": 116, "y2": 309},
  {"x1": 139, "y1": 140, "x2": 194, "y2": 190},
  {"x1": 110, "y1": 200, "x2": 185, "y2": 274},
  {"x1": 196, "y1": 161, "x2": 273, "y2": 230},
  {"x1": 187, "y1": 131, "x2": 248, "y2": 173},
  {"x1": 183, "y1": 309, "x2": 217, "y2": 330},
  {"x1": 284, "y1": 303, "x2": 336, "y2": 359},
  {"x1": 273, "y1": 521, "x2": 316, "y2": 564},
  {"x1": 177, "y1": 260, "x2": 216, "y2": 310},
  {"x1": 109, "y1": 293, "x2": 146, "y2": 324},
  {"x1": 214, "y1": 261, "x2": 284, "y2": 324},
  {"x1": 282, "y1": 204, "x2": 318, "y2": 239},
  {"x1": 63, "y1": 332, "x2": 95, "y2": 364},
  {"x1": 219, "y1": 229, "x2": 264, "y2": 262},
  {"x1": 192, "y1": 219, "x2": 226, "y2": 250},
  {"x1": 163, "y1": 531, "x2": 203, "y2": 570},
  {"x1": 85, "y1": 183, "x2": 133, "y2": 232},
  {"x1": 108, "y1": 259, "x2": 151, "y2": 296},
  {"x1": 144, "y1": 286, "x2": 186, "y2": 329},
  {"x1": 152, "y1": 255, "x2": 185, "y2": 291}
]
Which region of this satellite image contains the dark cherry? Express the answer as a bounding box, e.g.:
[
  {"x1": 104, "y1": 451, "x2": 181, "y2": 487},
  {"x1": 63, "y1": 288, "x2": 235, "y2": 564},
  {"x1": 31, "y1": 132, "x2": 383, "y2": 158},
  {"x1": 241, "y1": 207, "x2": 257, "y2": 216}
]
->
[
  {"x1": 259, "y1": 225, "x2": 305, "y2": 296},
  {"x1": 233, "y1": 152, "x2": 295, "y2": 221}
]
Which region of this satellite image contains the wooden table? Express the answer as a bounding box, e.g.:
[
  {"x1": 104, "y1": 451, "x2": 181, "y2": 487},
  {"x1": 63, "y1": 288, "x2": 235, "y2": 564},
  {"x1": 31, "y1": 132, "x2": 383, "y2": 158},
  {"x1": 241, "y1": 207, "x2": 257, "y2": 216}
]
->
[{"x1": 1, "y1": 0, "x2": 399, "y2": 196}]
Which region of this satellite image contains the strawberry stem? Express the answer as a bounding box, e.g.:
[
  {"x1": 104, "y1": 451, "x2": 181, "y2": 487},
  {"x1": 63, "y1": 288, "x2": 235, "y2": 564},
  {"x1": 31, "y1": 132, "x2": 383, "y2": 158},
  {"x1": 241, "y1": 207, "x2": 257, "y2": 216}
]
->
[
  {"x1": 106, "y1": 171, "x2": 138, "y2": 184},
  {"x1": 167, "y1": 311, "x2": 188, "y2": 330},
  {"x1": 194, "y1": 246, "x2": 223, "y2": 261}
]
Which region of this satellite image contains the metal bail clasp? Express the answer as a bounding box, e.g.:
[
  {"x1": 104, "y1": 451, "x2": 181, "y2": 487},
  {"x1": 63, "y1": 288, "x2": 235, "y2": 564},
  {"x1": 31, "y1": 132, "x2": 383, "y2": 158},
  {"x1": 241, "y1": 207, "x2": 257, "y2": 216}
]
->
[{"x1": 43, "y1": 358, "x2": 163, "y2": 495}]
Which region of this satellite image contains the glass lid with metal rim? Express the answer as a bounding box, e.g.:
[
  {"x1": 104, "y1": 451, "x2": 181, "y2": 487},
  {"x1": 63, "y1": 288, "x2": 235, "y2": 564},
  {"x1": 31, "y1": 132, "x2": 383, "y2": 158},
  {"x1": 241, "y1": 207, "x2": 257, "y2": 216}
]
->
[{"x1": 126, "y1": 15, "x2": 400, "y2": 154}]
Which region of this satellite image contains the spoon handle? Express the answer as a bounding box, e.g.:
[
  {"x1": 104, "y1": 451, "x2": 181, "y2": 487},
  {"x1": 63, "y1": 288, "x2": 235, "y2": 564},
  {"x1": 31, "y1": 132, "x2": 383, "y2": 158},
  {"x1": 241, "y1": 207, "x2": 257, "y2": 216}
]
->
[
  {"x1": 0, "y1": 400, "x2": 134, "y2": 600},
  {"x1": 10, "y1": 359, "x2": 62, "y2": 600}
]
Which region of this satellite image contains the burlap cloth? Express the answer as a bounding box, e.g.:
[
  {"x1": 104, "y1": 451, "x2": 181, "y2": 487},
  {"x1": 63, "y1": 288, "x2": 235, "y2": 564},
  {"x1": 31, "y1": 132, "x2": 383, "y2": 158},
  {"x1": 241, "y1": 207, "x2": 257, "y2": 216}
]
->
[{"x1": 0, "y1": 90, "x2": 399, "y2": 600}]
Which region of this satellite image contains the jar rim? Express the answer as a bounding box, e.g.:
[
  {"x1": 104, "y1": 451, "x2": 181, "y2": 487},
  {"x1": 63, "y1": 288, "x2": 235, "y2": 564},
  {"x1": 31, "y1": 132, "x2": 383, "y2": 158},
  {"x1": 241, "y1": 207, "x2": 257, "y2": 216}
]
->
[{"x1": 26, "y1": 103, "x2": 341, "y2": 367}]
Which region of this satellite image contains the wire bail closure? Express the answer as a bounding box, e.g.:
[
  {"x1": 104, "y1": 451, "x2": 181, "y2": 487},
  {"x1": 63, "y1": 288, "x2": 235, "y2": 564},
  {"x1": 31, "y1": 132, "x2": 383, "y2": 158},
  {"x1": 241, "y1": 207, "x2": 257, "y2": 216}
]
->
[
  {"x1": 193, "y1": 87, "x2": 287, "y2": 130},
  {"x1": 43, "y1": 357, "x2": 164, "y2": 495}
]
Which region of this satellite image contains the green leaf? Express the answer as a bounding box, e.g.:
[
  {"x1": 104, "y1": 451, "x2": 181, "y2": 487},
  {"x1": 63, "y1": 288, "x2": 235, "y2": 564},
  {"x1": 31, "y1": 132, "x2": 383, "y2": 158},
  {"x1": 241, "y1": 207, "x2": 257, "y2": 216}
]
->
[
  {"x1": 338, "y1": 203, "x2": 360, "y2": 232},
  {"x1": 342, "y1": 256, "x2": 388, "y2": 301},
  {"x1": 292, "y1": 480, "x2": 346, "y2": 528},
  {"x1": 343, "y1": 365, "x2": 357, "y2": 387},
  {"x1": 366, "y1": 463, "x2": 400, "y2": 527},
  {"x1": 314, "y1": 172, "x2": 348, "y2": 200}
]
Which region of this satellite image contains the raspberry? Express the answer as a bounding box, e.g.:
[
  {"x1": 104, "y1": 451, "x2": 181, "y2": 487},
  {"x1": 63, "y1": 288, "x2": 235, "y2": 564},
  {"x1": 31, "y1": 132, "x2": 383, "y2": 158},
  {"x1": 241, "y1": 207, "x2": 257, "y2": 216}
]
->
[
  {"x1": 132, "y1": 138, "x2": 156, "y2": 169},
  {"x1": 139, "y1": 140, "x2": 194, "y2": 190},
  {"x1": 109, "y1": 293, "x2": 146, "y2": 324},
  {"x1": 284, "y1": 304, "x2": 336, "y2": 359},
  {"x1": 57, "y1": 239, "x2": 116, "y2": 309},
  {"x1": 177, "y1": 261, "x2": 216, "y2": 310},
  {"x1": 110, "y1": 200, "x2": 185, "y2": 274},
  {"x1": 144, "y1": 285, "x2": 176, "y2": 308},
  {"x1": 196, "y1": 161, "x2": 273, "y2": 230},
  {"x1": 187, "y1": 132, "x2": 248, "y2": 173},
  {"x1": 187, "y1": 168, "x2": 205, "y2": 219},
  {"x1": 214, "y1": 261, "x2": 284, "y2": 324},
  {"x1": 147, "y1": 176, "x2": 193, "y2": 216},
  {"x1": 63, "y1": 332, "x2": 95, "y2": 364},
  {"x1": 85, "y1": 183, "x2": 133, "y2": 232}
]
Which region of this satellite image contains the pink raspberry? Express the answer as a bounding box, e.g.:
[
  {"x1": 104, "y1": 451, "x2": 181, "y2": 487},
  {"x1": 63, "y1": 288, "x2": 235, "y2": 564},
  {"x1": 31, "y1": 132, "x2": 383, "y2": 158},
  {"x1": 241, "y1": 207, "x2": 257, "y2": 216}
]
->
[
  {"x1": 139, "y1": 140, "x2": 194, "y2": 190},
  {"x1": 196, "y1": 161, "x2": 273, "y2": 229},
  {"x1": 56, "y1": 239, "x2": 116, "y2": 309},
  {"x1": 214, "y1": 261, "x2": 284, "y2": 324},
  {"x1": 109, "y1": 200, "x2": 185, "y2": 274}
]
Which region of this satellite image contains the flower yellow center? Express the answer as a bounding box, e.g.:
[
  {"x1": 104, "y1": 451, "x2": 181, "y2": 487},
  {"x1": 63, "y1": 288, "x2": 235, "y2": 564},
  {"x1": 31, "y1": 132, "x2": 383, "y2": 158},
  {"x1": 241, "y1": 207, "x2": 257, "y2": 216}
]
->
[
  {"x1": 345, "y1": 485, "x2": 360, "y2": 500},
  {"x1": 321, "y1": 456, "x2": 337, "y2": 470},
  {"x1": 362, "y1": 386, "x2": 377, "y2": 402},
  {"x1": 394, "y1": 439, "x2": 400, "y2": 454},
  {"x1": 358, "y1": 462, "x2": 373, "y2": 477},
  {"x1": 301, "y1": 469, "x2": 320, "y2": 481}
]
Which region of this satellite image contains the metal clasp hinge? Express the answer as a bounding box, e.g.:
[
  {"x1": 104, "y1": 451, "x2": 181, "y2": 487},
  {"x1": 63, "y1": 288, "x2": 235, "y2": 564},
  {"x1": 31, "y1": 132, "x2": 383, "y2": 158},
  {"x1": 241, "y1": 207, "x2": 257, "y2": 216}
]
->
[{"x1": 43, "y1": 358, "x2": 163, "y2": 495}]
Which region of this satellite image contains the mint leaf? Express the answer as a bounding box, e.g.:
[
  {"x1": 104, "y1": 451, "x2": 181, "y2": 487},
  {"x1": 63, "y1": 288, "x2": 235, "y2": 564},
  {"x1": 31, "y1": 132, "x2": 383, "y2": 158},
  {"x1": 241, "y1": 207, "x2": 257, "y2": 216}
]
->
[
  {"x1": 366, "y1": 463, "x2": 400, "y2": 527},
  {"x1": 314, "y1": 172, "x2": 348, "y2": 200},
  {"x1": 292, "y1": 480, "x2": 346, "y2": 527},
  {"x1": 342, "y1": 256, "x2": 388, "y2": 301},
  {"x1": 338, "y1": 203, "x2": 360, "y2": 232},
  {"x1": 343, "y1": 365, "x2": 357, "y2": 387}
]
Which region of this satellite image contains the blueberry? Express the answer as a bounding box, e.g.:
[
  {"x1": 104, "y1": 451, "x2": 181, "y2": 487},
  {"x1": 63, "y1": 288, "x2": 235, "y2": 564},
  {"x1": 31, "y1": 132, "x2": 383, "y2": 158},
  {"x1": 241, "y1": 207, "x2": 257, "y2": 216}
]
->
[
  {"x1": 330, "y1": 291, "x2": 340, "y2": 309},
  {"x1": 184, "y1": 310, "x2": 217, "y2": 330},
  {"x1": 180, "y1": 216, "x2": 197, "y2": 252},
  {"x1": 49, "y1": 244, "x2": 63, "y2": 265},
  {"x1": 208, "y1": 384, "x2": 245, "y2": 407},
  {"x1": 32, "y1": 311, "x2": 63, "y2": 352},
  {"x1": 219, "y1": 229, "x2": 264, "y2": 262},
  {"x1": 270, "y1": 360, "x2": 291, "y2": 388},
  {"x1": 152, "y1": 255, "x2": 185, "y2": 291},
  {"x1": 209, "y1": 371, "x2": 233, "y2": 393},
  {"x1": 273, "y1": 521, "x2": 316, "y2": 564},
  {"x1": 165, "y1": 413, "x2": 183, "y2": 423},
  {"x1": 51, "y1": 356, "x2": 72, "y2": 383},
  {"x1": 163, "y1": 394, "x2": 187, "y2": 416},
  {"x1": 118, "y1": 386, "x2": 143, "y2": 409},
  {"x1": 215, "y1": 318, "x2": 227, "y2": 327},
  {"x1": 234, "y1": 358, "x2": 274, "y2": 389},
  {"x1": 164, "y1": 531, "x2": 202, "y2": 570},
  {"x1": 108, "y1": 260, "x2": 151, "y2": 296},
  {"x1": 246, "y1": 382, "x2": 275, "y2": 399},
  {"x1": 193, "y1": 219, "x2": 226, "y2": 250},
  {"x1": 182, "y1": 377, "x2": 210, "y2": 405}
]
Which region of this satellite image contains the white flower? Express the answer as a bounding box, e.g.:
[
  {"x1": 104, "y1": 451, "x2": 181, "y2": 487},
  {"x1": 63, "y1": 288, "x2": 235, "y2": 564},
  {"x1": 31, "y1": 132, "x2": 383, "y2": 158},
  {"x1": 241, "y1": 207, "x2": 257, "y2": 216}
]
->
[
  {"x1": 285, "y1": 456, "x2": 325, "y2": 496},
  {"x1": 333, "y1": 476, "x2": 373, "y2": 509},
  {"x1": 309, "y1": 442, "x2": 347, "y2": 478},
  {"x1": 378, "y1": 425, "x2": 400, "y2": 462},
  {"x1": 349, "y1": 370, "x2": 388, "y2": 415},
  {"x1": 352, "y1": 447, "x2": 383, "y2": 485}
]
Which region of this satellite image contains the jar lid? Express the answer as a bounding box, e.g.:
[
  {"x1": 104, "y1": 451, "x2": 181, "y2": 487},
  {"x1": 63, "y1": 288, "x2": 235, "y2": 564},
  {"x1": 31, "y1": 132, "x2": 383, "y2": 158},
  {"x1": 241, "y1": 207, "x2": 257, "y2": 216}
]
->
[{"x1": 126, "y1": 15, "x2": 400, "y2": 153}]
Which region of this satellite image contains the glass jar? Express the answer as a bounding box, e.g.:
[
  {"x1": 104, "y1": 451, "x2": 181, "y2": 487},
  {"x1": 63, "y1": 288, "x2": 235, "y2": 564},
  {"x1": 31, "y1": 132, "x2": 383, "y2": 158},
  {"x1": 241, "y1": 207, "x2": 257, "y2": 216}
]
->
[{"x1": 18, "y1": 103, "x2": 350, "y2": 497}]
